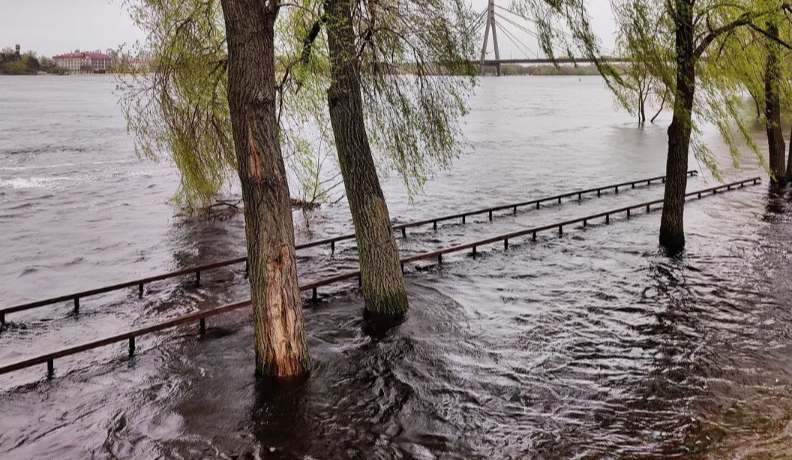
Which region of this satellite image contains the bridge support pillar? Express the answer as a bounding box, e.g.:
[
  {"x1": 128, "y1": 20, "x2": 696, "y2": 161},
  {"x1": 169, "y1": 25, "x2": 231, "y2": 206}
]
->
[{"x1": 479, "y1": 0, "x2": 501, "y2": 76}]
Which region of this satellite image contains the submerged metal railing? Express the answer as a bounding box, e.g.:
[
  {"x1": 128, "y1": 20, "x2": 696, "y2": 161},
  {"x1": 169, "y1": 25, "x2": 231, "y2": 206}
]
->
[
  {"x1": 0, "y1": 171, "x2": 696, "y2": 324},
  {"x1": 0, "y1": 176, "x2": 759, "y2": 380}
]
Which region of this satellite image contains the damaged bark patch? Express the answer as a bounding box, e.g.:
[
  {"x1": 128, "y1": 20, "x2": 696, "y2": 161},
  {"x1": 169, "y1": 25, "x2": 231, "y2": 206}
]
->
[{"x1": 264, "y1": 245, "x2": 304, "y2": 377}]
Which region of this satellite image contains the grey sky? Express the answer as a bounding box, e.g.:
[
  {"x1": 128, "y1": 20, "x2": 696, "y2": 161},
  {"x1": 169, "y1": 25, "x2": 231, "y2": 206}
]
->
[
  {"x1": 470, "y1": 0, "x2": 618, "y2": 58},
  {"x1": 0, "y1": 0, "x2": 145, "y2": 57},
  {"x1": 0, "y1": 0, "x2": 616, "y2": 59}
]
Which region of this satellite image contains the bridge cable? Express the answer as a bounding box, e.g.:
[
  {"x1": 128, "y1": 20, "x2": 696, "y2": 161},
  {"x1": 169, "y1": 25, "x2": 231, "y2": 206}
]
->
[
  {"x1": 494, "y1": 12, "x2": 545, "y2": 52},
  {"x1": 494, "y1": 4, "x2": 615, "y2": 56},
  {"x1": 469, "y1": 9, "x2": 487, "y2": 34},
  {"x1": 493, "y1": 18, "x2": 539, "y2": 60}
]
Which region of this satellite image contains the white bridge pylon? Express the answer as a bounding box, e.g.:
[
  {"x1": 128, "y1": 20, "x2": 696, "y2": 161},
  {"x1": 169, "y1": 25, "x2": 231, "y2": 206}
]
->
[
  {"x1": 474, "y1": 0, "x2": 622, "y2": 76},
  {"x1": 479, "y1": 0, "x2": 501, "y2": 76}
]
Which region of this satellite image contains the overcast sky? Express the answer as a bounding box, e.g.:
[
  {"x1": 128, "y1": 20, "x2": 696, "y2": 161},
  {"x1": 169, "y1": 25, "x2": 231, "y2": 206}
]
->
[{"x1": 0, "y1": 0, "x2": 617, "y2": 58}]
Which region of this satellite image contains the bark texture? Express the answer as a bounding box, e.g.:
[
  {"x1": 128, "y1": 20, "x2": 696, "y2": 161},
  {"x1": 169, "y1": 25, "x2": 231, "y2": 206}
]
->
[
  {"x1": 660, "y1": 0, "x2": 696, "y2": 253},
  {"x1": 325, "y1": 0, "x2": 409, "y2": 318},
  {"x1": 765, "y1": 22, "x2": 786, "y2": 183},
  {"x1": 220, "y1": 0, "x2": 310, "y2": 377}
]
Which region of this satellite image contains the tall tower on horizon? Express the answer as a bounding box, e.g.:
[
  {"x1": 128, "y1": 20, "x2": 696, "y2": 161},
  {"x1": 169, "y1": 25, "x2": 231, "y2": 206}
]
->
[{"x1": 479, "y1": 0, "x2": 501, "y2": 76}]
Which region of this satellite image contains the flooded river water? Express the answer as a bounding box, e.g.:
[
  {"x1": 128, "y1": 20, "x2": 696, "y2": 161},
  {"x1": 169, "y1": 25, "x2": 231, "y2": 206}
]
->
[{"x1": 1, "y1": 75, "x2": 790, "y2": 459}]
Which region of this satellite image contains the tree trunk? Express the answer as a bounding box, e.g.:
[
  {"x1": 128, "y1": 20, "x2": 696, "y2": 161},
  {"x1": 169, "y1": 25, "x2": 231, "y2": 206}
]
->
[
  {"x1": 748, "y1": 88, "x2": 762, "y2": 119},
  {"x1": 640, "y1": 95, "x2": 646, "y2": 124},
  {"x1": 325, "y1": 0, "x2": 409, "y2": 319},
  {"x1": 219, "y1": 0, "x2": 310, "y2": 377},
  {"x1": 660, "y1": 0, "x2": 696, "y2": 253},
  {"x1": 651, "y1": 94, "x2": 666, "y2": 123},
  {"x1": 765, "y1": 22, "x2": 786, "y2": 183}
]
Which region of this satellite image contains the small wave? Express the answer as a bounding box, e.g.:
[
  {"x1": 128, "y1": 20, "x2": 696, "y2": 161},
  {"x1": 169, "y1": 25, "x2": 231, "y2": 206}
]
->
[
  {"x1": 0, "y1": 177, "x2": 71, "y2": 190},
  {"x1": 0, "y1": 159, "x2": 135, "y2": 172},
  {"x1": 64, "y1": 257, "x2": 85, "y2": 266},
  {"x1": 0, "y1": 147, "x2": 49, "y2": 156},
  {"x1": 19, "y1": 266, "x2": 39, "y2": 276},
  {"x1": 9, "y1": 202, "x2": 35, "y2": 210}
]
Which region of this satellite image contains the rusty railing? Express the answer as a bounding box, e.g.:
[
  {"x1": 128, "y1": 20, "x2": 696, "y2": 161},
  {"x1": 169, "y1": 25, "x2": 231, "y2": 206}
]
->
[
  {"x1": 0, "y1": 175, "x2": 759, "y2": 380},
  {"x1": 0, "y1": 171, "x2": 696, "y2": 324}
]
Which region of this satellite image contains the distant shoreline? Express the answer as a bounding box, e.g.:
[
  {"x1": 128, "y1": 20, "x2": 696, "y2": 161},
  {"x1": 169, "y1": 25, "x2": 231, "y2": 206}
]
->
[{"x1": 0, "y1": 72, "x2": 152, "y2": 77}]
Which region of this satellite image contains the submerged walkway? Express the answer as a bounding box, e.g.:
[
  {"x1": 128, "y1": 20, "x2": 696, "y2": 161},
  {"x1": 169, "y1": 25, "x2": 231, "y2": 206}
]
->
[
  {"x1": 0, "y1": 171, "x2": 696, "y2": 325},
  {"x1": 0, "y1": 173, "x2": 761, "y2": 380}
]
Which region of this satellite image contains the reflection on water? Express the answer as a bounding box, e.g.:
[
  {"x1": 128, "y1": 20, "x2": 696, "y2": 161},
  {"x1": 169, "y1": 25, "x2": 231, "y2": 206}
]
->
[{"x1": 1, "y1": 75, "x2": 791, "y2": 458}]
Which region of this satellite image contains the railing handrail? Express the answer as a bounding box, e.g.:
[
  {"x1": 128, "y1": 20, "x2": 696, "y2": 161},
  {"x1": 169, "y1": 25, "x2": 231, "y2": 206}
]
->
[
  {"x1": 0, "y1": 170, "x2": 696, "y2": 320},
  {"x1": 0, "y1": 176, "x2": 759, "y2": 380}
]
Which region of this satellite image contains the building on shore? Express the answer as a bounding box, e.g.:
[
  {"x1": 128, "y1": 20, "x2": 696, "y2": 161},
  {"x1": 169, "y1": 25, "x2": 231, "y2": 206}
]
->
[{"x1": 52, "y1": 50, "x2": 113, "y2": 74}]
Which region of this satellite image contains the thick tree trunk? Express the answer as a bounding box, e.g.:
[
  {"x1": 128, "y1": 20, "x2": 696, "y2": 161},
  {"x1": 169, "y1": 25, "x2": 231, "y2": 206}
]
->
[
  {"x1": 220, "y1": 0, "x2": 310, "y2": 377},
  {"x1": 765, "y1": 22, "x2": 786, "y2": 183},
  {"x1": 660, "y1": 0, "x2": 696, "y2": 253},
  {"x1": 325, "y1": 0, "x2": 409, "y2": 319}
]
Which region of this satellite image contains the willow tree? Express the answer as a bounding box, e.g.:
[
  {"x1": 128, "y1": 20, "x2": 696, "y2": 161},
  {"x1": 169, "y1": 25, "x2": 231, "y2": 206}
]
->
[
  {"x1": 763, "y1": 21, "x2": 787, "y2": 181},
  {"x1": 322, "y1": 0, "x2": 409, "y2": 319},
  {"x1": 123, "y1": 0, "x2": 310, "y2": 377},
  {"x1": 610, "y1": 0, "x2": 673, "y2": 124},
  {"x1": 584, "y1": 0, "x2": 792, "y2": 252},
  {"x1": 123, "y1": 0, "x2": 476, "y2": 325},
  {"x1": 694, "y1": 3, "x2": 792, "y2": 185},
  {"x1": 286, "y1": 0, "x2": 477, "y2": 320},
  {"x1": 613, "y1": 0, "x2": 765, "y2": 251}
]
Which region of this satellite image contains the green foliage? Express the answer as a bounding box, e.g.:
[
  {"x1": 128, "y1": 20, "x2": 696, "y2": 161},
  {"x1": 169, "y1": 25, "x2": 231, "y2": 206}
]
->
[
  {"x1": 515, "y1": 0, "x2": 792, "y2": 178},
  {"x1": 0, "y1": 49, "x2": 45, "y2": 75},
  {"x1": 122, "y1": 0, "x2": 480, "y2": 211},
  {"x1": 357, "y1": 0, "x2": 478, "y2": 197},
  {"x1": 592, "y1": 0, "x2": 792, "y2": 178},
  {"x1": 609, "y1": 0, "x2": 672, "y2": 123},
  {"x1": 120, "y1": 0, "x2": 235, "y2": 209},
  {"x1": 285, "y1": 0, "x2": 479, "y2": 198},
  {"x1": 1, "y1": 60, "x2": 27, "y2": 75},
  {"x1": 510, "y1": 0, "x2": 623, "y2": 83}
]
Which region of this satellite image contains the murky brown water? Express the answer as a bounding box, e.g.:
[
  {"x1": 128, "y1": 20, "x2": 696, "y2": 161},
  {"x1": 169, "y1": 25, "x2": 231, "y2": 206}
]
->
[{"x1": 1, "y1": 75, "x2": 790, "y2": 459}]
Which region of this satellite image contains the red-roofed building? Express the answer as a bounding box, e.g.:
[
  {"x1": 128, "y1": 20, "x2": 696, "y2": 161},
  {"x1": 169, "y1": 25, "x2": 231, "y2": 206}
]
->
[{"x1": 53, "y1": 50, "x2": 113, "y2": 74}]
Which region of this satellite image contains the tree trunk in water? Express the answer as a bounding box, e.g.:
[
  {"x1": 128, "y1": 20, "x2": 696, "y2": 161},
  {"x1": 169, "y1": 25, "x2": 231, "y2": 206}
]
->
[
  {"x1": 219, "y1": 0, "x2": 310, "y2": 377},
  {"x1": 325, "y1": 0, "x2": 409, "y2": 319},
  {"x1": 660, "y1": 0, "x2": 696, "y2": 253},
  {"x1": 765, "y1": 22, "x2": 786, "y2": 183},
  {"x1": 639, "y1": 94, "x2": 646, "y2": 124},
  {"x1": 651, "y1": 94, "x2": 666, "y2": 123},
  {"x1": 751, "y1": 90, "x2": 762, "y2": 119}
]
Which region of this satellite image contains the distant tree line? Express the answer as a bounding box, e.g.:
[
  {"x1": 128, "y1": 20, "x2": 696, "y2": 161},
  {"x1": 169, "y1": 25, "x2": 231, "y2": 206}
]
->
[
  {"x1": 482, "y1": 63, "x2": 606, "y2": 76},
  {"x1": 0, "y1": 47, "x2": 66, "y2": 75}
]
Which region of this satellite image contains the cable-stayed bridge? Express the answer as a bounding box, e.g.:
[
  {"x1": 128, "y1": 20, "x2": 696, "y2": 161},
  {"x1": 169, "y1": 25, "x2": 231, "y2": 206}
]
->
[{"x1": 475, "y1": 0, "x2": 629, "y2": 75}]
